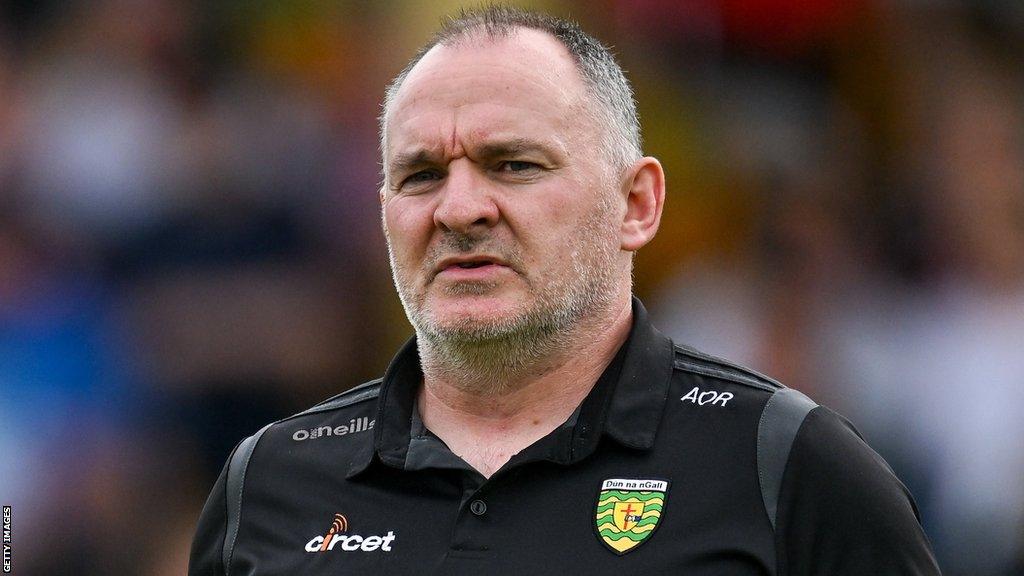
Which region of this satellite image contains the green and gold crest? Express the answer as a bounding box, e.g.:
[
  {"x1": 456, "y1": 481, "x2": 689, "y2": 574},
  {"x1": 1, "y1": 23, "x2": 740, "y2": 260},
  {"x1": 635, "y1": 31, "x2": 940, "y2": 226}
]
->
[{"x1": 595, "y1": 479, "x2": 668, "y2": 554}]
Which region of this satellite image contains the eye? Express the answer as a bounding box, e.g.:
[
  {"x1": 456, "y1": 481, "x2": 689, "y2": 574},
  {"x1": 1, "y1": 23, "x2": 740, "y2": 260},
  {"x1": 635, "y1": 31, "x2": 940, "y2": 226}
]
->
[
  {"x1": 497, "y1": 160, "x2": 541, "y2": 173},
  {"x1": 401, "y1": 170, "x2": 441, "y2": 188}
]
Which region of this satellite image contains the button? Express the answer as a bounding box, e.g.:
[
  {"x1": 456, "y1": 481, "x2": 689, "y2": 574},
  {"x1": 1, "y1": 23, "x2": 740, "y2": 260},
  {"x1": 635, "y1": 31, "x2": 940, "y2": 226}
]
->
[{"x1": 469, "y1": 499, "x2": 487, "y2": 516}]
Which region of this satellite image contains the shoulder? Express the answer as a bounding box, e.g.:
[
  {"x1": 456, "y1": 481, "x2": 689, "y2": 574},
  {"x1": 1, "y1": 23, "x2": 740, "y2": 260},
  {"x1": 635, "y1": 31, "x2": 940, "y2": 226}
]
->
[
  {"x1": 660, "y1": 343, "x2": 816, "y2": 509},
  {"x1": 255, "y1": 378, "x2": 383, "y2": 445},
  {"x1": 667, "y1": 345, "x2": 909, "y2": 522},
  {"x1": 215, "y1": 379, "x2": 383, "y2": 519},
  {"x1": 667, "y1": 343, "x2": 819, "y2": 515},
  {"x1": 190, "y1": 381, "x2": 384, "y2": 575},
  {"x1": 775, "y1": 406, "x2": 941, "y2": 572},
  {"x1": 223, "y1": 378, "x2": 383, "y2": 468},
  {"x1": 665, "y1": 344, "x2": 939, "y2": 571},
  {"x1": 669, "y1": 343, "x2": 789, "y2": 414},
  {"x1": 781, "y1": 406, "x2": 905, "y2": 505},
  {"x1": 672, "y1": 343, "x2": 783, "y2": 394},
  {"x1": 295, "y1": 378, "x2": 383, "y2": 419}
]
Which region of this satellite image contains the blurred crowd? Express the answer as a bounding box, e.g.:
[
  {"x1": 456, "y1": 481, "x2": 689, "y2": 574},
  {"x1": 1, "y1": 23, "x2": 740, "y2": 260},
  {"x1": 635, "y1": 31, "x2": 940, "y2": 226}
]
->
[{"x1": 1, "y1": 1, "x2": 1022, "y2": 574}]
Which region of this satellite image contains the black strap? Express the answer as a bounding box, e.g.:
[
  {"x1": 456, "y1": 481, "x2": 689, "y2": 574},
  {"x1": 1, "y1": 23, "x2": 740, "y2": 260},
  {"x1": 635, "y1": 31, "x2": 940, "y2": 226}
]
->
[
  {"x1": 223, "y1": 423, "x2": 272, "y2": 576},
  {"x1": 757, "y1": 387, "x2": 818, "y2": 530}
]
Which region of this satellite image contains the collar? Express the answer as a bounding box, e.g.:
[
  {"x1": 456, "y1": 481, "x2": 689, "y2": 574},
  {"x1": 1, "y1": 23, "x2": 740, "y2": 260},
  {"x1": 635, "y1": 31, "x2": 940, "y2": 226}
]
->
[{"x1": 346, "y1": 297, "x2": 675, "y2": 479}]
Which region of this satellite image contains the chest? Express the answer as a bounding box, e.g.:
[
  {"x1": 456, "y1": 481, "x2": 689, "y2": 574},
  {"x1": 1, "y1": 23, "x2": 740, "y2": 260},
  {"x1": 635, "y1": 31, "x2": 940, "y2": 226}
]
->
[{"x1": 229, "y1": 443, "x2": 777, "y2": 576}]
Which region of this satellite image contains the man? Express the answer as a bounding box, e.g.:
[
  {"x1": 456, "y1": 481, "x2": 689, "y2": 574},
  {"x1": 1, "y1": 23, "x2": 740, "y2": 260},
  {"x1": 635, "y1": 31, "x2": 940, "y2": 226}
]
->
[{"x1": 189, "y1": 7, "x2": 941, "y2": 575}]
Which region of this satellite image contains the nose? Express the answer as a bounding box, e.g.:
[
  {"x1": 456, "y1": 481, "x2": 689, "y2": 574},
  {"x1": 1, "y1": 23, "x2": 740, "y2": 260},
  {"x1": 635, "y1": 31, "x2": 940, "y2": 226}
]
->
[{"x1": 433, "y1": 160, "x2": 499, "y2": 234}]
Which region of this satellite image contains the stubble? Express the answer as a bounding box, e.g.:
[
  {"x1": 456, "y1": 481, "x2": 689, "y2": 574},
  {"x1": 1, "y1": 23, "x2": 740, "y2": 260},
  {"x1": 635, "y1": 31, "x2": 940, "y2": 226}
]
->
[{"x1": 385, "y1": 192, "x2": 624, "y2": 395}]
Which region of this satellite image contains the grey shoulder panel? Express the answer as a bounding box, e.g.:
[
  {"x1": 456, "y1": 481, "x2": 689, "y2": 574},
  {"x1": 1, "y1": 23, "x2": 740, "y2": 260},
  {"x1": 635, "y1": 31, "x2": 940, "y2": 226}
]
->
[
  {"x1": 223, "y1": 423, "x2": 272, "y2": 576},
  {"x1": 757, "y1": 387, "x2": 818, "y2": 530}
]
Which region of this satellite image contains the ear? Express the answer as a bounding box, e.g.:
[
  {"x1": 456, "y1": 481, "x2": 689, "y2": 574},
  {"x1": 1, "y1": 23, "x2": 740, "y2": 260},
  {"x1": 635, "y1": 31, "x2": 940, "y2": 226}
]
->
[{"x1": 619, "y1": 157, "x2": 665, "y2": 251}]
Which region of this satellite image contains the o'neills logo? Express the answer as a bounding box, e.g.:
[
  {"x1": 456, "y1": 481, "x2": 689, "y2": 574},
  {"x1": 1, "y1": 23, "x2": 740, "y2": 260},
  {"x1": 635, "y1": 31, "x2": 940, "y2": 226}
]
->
[
  {"x1": 292, "y1": 417, "x2": 374, "y2": 442},
  {"x1": 305, "y1": 514, "x2": 396, "y2": 553}
]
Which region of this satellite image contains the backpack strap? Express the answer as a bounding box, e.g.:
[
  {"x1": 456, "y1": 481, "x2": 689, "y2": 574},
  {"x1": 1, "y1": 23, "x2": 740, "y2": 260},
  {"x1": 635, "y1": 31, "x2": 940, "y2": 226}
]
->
[
  {"x1": 757, "y1": 387, "x2": 818, "y2": 530},
  {"x1": 223, "y1": 423, "x2": 272, "y2": 576}
]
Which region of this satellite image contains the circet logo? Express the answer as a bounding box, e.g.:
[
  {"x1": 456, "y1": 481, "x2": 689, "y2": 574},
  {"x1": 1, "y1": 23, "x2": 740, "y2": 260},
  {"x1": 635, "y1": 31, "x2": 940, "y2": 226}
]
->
[{"x1": 305, "y1": 513, "x2": 396, "y2": 554}]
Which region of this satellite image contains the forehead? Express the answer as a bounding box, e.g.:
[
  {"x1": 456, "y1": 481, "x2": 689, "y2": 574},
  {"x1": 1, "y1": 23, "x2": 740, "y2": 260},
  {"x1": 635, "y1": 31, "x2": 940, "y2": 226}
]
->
[{"x1": 385, "y1": 29, "x2": 592, "y2": 159}]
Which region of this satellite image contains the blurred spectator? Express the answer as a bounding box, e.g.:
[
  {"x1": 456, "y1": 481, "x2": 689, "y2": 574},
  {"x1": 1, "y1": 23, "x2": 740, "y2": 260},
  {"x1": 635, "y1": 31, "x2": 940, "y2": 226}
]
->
[
  {"x1": 828, "y1": 14, "x2": 1024, "y2": 573},
  {"x1": 649, "y1": 4, "x2": 1024, "y2": 575},
  {"x1": 16, "y1": 0, "x2": 192, "y2": 247}
]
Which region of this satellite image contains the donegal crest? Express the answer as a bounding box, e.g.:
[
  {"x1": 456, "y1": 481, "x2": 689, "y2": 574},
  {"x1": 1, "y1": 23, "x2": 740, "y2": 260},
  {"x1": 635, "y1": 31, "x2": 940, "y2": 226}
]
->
[{"x1": 595, "y1": 479, "x2": 668, "y2": 554}]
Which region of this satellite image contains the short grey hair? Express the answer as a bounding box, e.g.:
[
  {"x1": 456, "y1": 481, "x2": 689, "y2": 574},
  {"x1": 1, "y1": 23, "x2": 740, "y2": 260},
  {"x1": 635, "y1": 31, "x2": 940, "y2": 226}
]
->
[{"x1": 379, "y1": 5, "x2": 642, "y2": 178}]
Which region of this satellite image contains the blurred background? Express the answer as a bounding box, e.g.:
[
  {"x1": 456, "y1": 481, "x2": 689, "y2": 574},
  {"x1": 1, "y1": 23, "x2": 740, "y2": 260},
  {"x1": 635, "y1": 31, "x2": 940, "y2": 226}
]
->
[{"x1": 0, "y1": 0, "x2": 1021, "y2": 574}]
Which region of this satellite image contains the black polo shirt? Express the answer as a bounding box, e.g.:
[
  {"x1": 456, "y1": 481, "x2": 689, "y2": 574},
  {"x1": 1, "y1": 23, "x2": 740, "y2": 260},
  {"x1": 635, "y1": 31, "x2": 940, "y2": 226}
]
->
[{"x1": 189, "y1": 299, "x2": 941, "y2": 575}]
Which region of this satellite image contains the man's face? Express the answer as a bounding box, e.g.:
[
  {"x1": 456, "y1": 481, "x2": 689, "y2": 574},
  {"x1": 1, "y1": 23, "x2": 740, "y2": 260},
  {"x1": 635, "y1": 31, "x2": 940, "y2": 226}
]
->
[{"x1": 381, "y1": 29, "x2": 627, "y2": 344}]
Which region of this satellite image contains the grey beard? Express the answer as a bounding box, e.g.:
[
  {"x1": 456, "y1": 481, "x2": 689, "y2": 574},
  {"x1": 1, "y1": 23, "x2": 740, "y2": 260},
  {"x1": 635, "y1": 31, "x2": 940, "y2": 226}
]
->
[
  {"x1": 415, "y1": 250, "x2": 620, "y2": 396},
  {"x1": 416, "y1": 320, "x2": 571, "y2": 396},
  {"x1": 388, "y1": 189, "x2": 624, "y2": 395}
]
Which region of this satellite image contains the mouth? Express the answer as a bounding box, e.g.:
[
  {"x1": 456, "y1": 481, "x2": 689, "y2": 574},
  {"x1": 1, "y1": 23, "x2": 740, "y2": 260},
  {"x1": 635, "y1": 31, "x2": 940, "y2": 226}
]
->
[
  {"x1": 451, "y1": 260, "x2": 494, "y2": 269},
  {"x1": 434, "y1": 255, "x2": 510, "y2": 278}
]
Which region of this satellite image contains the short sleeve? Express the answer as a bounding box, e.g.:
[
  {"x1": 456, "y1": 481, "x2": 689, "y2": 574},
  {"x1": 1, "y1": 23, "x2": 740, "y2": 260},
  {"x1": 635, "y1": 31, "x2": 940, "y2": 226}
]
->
[{"x1": 775, "y1": 406, "x2": 942, "y2": 575}]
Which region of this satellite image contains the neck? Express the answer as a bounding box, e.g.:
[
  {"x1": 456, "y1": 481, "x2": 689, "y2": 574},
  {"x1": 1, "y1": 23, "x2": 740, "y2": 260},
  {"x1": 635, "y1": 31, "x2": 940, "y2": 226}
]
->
[{"x1": 416, "y1": 295, "x2": 633, "y2": 477}]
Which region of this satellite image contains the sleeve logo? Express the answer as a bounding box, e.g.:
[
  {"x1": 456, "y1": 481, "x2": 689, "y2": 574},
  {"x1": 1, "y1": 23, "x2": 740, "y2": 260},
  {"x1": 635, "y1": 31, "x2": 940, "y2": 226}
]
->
[
  {"x1": 594, "y1": 479, "x2": 669, "y2": 555},
  {"x1": 680, "y1": 386, "x2": 733, "y2": 407},
  {"x1": 292, "y1": 417, "x2": 374, "y2": 442}
]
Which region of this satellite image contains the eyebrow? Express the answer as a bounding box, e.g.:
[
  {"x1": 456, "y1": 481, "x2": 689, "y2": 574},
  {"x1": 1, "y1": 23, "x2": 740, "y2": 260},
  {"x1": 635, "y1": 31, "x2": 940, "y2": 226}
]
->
[
  {"x1": 388, "y1": 137, "x2": 559, "y2": 175},
  {"x1": 474, "y1": 138, "x2": 556, "y2": 161},
  {"x1": 389, "y1": 149, "x2": 444, "y2": 175}
]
